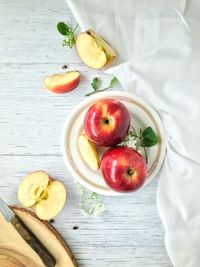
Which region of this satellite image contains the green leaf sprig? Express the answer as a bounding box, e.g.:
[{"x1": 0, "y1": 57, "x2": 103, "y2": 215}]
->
[
  {"x1": 123, "y1": 127, "x2": 159, "y2": 163},
  {"x1": 85, "y1": 77, "x2": 118, "y2": 96},
  {"x1": 57, "y1": 22, "x2": 78, "y2": 48},
  {"x1": 91, "y1": 77, "x2": 100, "y2": 92}
]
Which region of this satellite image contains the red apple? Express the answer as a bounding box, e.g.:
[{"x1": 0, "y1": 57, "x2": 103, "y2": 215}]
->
[
  {"x1": 100, "y1": 146, "x2": 147, "y2": 192},
  {"x1": 44, "y1": 71, "x2": 80, "y2": 94},
  {"x1": 84, "y1": 99, "x2": 130, "y2": 147}
]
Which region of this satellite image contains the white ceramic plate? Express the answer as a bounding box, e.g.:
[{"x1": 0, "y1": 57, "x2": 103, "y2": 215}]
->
[{"x1": 62, "y1": 91, "x2": 166, "y2": 196}]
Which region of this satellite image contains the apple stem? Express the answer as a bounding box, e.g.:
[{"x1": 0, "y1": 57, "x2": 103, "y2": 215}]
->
[
  {"x1": 143, "y1": 147, "x2": 148, "y2": 164},
  {"x1": 72, "y1": 23, "x2": 79, "y2": 34},
  {"x1": 85, "y1": 87, "x2": 110, "y2": 97},
  {"x1": 127, "y1": 169, "x2": 134, "y2": 176}
]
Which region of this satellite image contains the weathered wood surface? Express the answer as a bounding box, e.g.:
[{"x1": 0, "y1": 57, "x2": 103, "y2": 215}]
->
[{"x1": 0, "y1": 0, "x2": 172, "y2": 266}]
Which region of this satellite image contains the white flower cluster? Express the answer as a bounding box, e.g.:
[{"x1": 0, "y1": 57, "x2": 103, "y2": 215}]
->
[{"x1": 75, "y1": 182, "x2": 104, "y2": 217}]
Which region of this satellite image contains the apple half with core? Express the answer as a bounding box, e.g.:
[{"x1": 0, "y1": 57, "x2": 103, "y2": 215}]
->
[
  {"x1": 18, "y1": 171, "x2": 66, "y2": 220},
  {"x1": 76, "y1": 30, "x2": 116, "y2": 69},
  {"x1": 84, "y1": 99, "x2": 130, "y2": 147},
  {"x1": 44, "y1": 71, "x2": 80, "y2": 94},
  {"x1": 101, "y1": 147, "x2": 148, "y2": 192}
]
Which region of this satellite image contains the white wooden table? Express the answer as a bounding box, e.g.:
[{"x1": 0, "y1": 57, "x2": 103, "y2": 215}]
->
[{"x1": 0, "y1": 0, "x2": 172, "y2": 266}]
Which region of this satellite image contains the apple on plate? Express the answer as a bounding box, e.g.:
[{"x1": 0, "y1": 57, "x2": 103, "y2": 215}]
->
[
  {"x1": 84, "y1": 98, "x2": 130, "y2": 147},
  {"x1": 76, "y1": 30, "x2": 116, "y2": 69},
  {"x1": 44, "y1": 71, "x2": 80, "y2": 94},
  {"x1": 100, "y1": 146, "x2": 148, "y2": 192},
  {"x1": 18, "y1": 171, "x2": 66, "y2": 220}
]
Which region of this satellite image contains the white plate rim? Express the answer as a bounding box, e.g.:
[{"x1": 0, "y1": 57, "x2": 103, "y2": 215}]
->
[{"x1": 62, "y1": 90, "x2": 166, "y2": 196}]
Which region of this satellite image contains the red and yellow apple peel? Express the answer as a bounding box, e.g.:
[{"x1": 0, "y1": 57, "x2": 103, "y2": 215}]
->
[{"x1": 44, "y1": 71, "x2": 80, "y2": 94}]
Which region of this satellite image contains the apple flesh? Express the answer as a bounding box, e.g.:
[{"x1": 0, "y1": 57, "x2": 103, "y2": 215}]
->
[
  {"x1": 100, "y1": 147, "x2": 148, "y2": 192},
  {"x1": 18, "y1": 171, "x2": 50, "y2": 208},
  {"x1": 84, "y1": 99, "x2": 130, "y2": 147},
  {"x1": 76, "y1": 30, "x2": 116, "y2": 69},
  {"x1": 78, "y1": 134, "x2": 100, "y2": 171},
  {"x1": 44, "y1": 71, "x2": 80, "y2": 94},
  {"x1": 18, "y1": 171, "x2": 67, "y2": 220},
  {"x1": 35, "y1": 180, "x2": 66, "y2": 220}
]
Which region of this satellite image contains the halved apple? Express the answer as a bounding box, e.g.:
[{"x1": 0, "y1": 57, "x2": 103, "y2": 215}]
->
[
  {"x1": 18, "y1": 171, "x2": 67, "y2": 220},
  {"x1": 18, "y1": 171, "x2": 49, "y2": 208},
  {"x1": 78, "y1": 134, "x2": 100, "y2": 171},
  {"x1": 44, "y1": 71, "x2": 80, "y2": 94},
  {"x1": 76, "y1": 30, "x2": 116, "y2": 69},
  {"x1": 35, "y1": 181, "x2": 66, "y2": 220}
]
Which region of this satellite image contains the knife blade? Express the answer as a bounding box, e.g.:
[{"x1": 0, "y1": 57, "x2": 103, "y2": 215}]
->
[{"x1": 0, "y1": 197, "x2": 56, "y2": 267}]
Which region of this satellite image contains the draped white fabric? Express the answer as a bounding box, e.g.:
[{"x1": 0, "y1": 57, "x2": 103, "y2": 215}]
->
[{"x1": 67, "y1": 0, "x2": 200, "y2": 266}]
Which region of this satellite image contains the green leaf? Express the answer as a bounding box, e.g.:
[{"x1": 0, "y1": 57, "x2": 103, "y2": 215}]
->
[
  {"x1": 91, "y1": 77, "x2": 100, "y2": 91},
  {"x1": 109, "y1": 77, "x2": 118, "y2": 88},
  {"x1": 57, "y1": 22, "x2": 70, "y2": 35},
  {"x1": 85, "y1": 76, "x2": 118, "y2": 97},
  {"x1": 141, "y1": 127, "x2": 159, "y2": 147},
  {"x1": 57, "y1": 23, "x2": 78, "y2": 49}
]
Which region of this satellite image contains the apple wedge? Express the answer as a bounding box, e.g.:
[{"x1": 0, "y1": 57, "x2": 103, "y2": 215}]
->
[
  {"x1": 18, "y1": 171, "x2": 67, "y2": 220},
  {"x1": 76, "y1": 30, "x2": 116, "y2": 69},
  {"x1": 78, "y1": 134, "x2": 100, "y2": 171},
  {"x1": 44, "y1": 71, "x2": 80, "y2": 94}
]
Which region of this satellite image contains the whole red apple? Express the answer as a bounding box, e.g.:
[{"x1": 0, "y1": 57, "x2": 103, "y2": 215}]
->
[
  {"x1": 100, "y1": 146, "x2": 147, "y2": 192},
  {"x1": 84, "y1": 99, "x2": 130, "y2": 147}
]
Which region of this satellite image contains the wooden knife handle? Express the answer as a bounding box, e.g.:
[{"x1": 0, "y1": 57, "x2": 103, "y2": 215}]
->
[{"x1": 11, "y1": 215, "x2": 56, "y2": 267}]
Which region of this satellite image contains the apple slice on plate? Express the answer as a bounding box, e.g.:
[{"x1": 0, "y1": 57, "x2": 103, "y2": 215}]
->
[
  {"x1": 44, "y1": 71, "x2": 80, "y2": 94},
  {"x1": 78, "y1": 134, "x2": 100, "y2": 171},
  {"x1": 76, "y1": 30, "x2": 116, "y2": 69}
]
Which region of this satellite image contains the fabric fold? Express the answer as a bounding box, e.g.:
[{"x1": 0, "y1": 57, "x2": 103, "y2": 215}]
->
[{"x1": 67, "y1": 0, "x2": 200, "y2": 266}]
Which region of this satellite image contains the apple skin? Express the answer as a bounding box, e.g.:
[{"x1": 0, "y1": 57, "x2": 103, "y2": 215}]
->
[
  {"x1": 84, "y1": 99, "x2": 130, "y2": 147},
  {"x1": 48, "y1": 78, "x2": 80, "y2": 94},
  {"x1": 44, "y1": 71, "x2": 80, "y2": 94},
  {"x1": 100, "y1": 146, "x2": 148, "y2": 192}
]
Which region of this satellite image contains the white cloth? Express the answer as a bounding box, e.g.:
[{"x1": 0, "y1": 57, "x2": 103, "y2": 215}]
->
[{"x1": 67, "y1": 0, "x2": 200, "y2": 266}]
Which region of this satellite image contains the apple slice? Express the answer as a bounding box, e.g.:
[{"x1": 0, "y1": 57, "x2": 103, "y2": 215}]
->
[
  {"x1": 78, "y1": 134, "x2": 100, "y2": 171},
  {"x1": 44, "y1": 71, "x2": 80, "y2": 94},
  {"x1": 87, "y1": 30, "x2": 116, "y2": 65},
  {"x1": 76, "y1": 30, "x2": 116, "y2": 69},
  {"x1": 18, "y1": 171, "x2": 49, "y2": 208},
  {"x1": 18, "y1": 171, "x2": 67, "y2": 220},
  {"x1": 35, "y1": 181, "x2": 66, "y2": 220}
]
